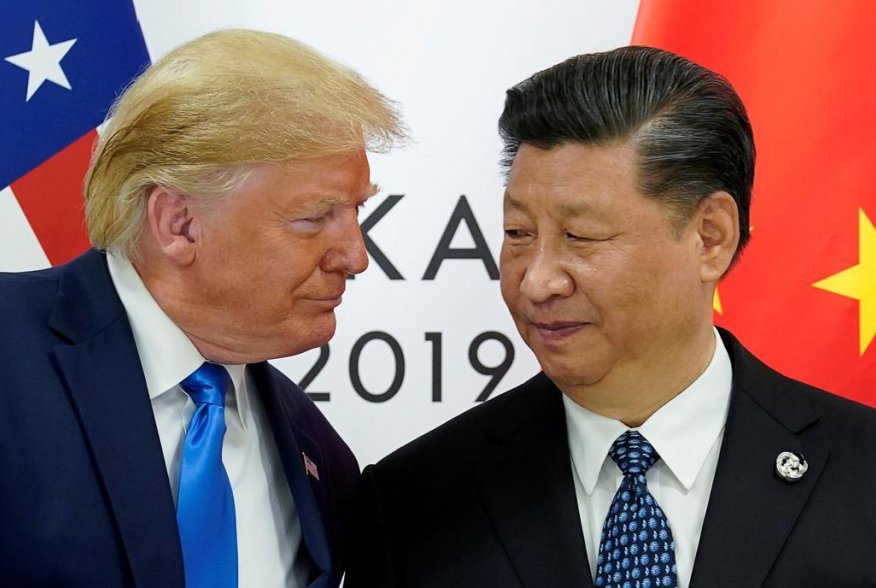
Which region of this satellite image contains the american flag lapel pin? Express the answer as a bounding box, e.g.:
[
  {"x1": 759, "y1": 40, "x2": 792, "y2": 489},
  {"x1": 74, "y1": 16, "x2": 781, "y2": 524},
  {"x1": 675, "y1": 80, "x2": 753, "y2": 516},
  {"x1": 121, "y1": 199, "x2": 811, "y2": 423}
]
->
[{"x1": 302, "y1": 452, "x2": 320, "y2": 481}]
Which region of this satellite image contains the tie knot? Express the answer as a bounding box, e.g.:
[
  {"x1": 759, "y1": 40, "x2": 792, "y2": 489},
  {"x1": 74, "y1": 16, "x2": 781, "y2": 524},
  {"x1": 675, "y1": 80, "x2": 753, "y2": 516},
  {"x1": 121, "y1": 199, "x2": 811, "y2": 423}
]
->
[
  {"x1": 608, "y1": 430, "x2": 659, "y2": 476},
  {"x1": 181, "y1": 363, "x2": 230, "y2": 407}
]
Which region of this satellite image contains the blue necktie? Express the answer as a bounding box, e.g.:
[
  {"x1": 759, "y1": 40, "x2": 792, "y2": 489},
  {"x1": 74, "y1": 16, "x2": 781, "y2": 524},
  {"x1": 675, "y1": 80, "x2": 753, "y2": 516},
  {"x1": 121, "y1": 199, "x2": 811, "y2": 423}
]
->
[
  {"x1": 177, "y1": 363, "x2": 238, "y2": 588},
  {"x1": 595, "y1": 430, "x2": 678, "y2": 588}
]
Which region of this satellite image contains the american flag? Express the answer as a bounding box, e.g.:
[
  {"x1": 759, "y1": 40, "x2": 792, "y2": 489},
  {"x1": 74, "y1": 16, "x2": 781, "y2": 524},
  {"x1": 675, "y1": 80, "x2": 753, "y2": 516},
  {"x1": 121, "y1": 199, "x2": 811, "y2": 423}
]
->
[
  {"x1": 302, "y1": 452, "x2": 320, "y2": 481},
  {"x1": 1, "y1": 0, "x2": 150, "y2": 270}
]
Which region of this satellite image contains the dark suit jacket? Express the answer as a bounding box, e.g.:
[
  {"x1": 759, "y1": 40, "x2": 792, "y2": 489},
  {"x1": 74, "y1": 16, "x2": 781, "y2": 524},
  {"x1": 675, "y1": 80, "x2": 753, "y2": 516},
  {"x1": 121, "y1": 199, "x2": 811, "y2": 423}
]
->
[
  {"x1": 346, "y1": 329, "x2": 876, "y2": 587},
  {"x1": 0, "y1": 249, "x2": 359, "y2": 588}
]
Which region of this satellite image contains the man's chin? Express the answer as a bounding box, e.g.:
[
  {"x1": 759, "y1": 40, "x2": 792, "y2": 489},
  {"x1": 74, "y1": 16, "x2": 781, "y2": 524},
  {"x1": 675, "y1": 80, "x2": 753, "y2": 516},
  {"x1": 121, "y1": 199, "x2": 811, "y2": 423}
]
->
[
  {"x1": 538, "y1": 358, "x2": 608, "y2": 391},
  {"x1": 287, "y1": 323, "x2": 337, "y2": 358}
]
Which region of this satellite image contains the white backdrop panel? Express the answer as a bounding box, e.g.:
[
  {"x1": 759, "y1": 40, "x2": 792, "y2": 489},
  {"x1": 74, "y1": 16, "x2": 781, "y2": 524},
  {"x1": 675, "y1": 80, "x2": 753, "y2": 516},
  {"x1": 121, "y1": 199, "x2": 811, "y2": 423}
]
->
[{"x1": 4, "y1": 0, "x2": 640, "y2": 466}]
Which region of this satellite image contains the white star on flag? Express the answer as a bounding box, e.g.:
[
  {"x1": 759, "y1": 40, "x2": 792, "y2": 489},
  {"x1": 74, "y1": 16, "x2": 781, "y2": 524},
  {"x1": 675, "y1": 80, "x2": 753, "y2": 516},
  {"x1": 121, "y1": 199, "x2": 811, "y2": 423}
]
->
[{"x1": 5, "y1": 20, "x2": 77, "y2": 102}]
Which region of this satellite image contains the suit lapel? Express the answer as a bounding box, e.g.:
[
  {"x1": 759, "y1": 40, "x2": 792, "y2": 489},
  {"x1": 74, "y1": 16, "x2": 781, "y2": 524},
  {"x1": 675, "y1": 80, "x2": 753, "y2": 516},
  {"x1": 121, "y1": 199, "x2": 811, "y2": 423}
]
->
[
  {"x1": 251, "y1": 363, "x2": 334, "y2": 588},
  {"x1": 50, "y1": 251, "x2": 184, "y2": 588},
  {"x1": 473, "y1": 376, "x2": 593, "y2": 588},
  {"x1": 690, "y1": 332, "x2": 829, "y2": 587}
]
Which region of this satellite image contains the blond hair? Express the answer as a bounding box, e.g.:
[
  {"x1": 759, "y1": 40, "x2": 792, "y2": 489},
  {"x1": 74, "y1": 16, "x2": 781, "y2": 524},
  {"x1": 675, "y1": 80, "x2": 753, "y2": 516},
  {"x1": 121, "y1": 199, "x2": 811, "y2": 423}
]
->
[{"x1": 85, "y1": 29, "x2": 405, "y2": 256}]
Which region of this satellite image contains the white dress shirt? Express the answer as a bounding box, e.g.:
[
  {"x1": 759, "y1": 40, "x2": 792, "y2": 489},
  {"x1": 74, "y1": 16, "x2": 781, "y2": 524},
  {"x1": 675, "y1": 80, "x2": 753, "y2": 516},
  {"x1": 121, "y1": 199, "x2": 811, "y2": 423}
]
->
[
  {"x1": 107, "y1": 253, "x2": 308, "y2": 588},
  {"x1": 563, "y1": 329, "x2": 732, "y2": 588}
]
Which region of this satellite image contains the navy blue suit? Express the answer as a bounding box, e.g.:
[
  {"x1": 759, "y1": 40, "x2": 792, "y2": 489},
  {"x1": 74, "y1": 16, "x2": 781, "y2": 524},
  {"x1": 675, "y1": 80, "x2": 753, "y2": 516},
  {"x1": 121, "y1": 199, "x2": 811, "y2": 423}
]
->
[{"x1": 0, "y1": 249, "x2": 359, "y2": 587}]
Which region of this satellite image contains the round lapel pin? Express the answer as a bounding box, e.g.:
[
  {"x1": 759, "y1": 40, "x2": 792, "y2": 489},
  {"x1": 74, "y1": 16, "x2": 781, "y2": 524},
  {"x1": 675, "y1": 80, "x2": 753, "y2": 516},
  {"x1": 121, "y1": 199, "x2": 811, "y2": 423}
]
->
[{"x1": 775, "y1": 451, "x2": 808, "y2": 482}]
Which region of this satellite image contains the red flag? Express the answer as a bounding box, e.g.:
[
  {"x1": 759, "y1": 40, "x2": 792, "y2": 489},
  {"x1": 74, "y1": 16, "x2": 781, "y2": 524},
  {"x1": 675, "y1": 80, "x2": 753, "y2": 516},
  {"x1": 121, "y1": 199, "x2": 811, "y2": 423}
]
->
[{"x1": 632, "y1": 0, "x2": 876, "y2": 405}]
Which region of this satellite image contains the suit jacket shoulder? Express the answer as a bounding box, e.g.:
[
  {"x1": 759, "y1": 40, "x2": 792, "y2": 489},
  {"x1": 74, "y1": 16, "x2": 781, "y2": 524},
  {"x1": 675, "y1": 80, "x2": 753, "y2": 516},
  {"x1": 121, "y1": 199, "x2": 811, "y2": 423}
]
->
[
  {"x1": 0, "y1": 251, "x2": 183, "y2": 587},
  {"x1": 346, "y1": 373, "x2": 591, "y2": 588},
  {"x1": 378, "y1": 372, "x2": 559, "y2": 470},
  {"x1": 696, "y1": 330, "x2": 876, "y2": 587},
  {"x1": 263, "y1": 361, "x2": 360, "y2": 466}
]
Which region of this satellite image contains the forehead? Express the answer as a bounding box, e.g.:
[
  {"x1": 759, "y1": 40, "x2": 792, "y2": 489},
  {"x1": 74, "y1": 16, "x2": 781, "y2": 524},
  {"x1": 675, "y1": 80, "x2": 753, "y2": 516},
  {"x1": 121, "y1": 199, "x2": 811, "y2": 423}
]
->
[
  {"x1": 505, "y1": 141, "x2": 649, "y2": 214},
  {"x1": 238, "y1": 150, "x2": 375, "y2": 209},
  {"x1": 508, "y1": 141, "x2": 638, "y2": 190}
]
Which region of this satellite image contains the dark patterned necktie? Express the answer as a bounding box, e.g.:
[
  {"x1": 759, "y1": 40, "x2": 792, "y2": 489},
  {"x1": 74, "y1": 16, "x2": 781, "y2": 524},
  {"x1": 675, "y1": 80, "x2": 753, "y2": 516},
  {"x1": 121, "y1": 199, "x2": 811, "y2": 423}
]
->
[{"x1": 594, "y1": 430, "x2": 678, "y2": 588}]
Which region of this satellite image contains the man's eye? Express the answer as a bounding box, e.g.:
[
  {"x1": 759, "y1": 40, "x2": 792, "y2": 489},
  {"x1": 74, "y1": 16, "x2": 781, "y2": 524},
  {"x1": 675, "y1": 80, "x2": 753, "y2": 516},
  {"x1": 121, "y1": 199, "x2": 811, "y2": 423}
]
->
[
  {"x1": 290, "y1": 216, "x2": 326, "y2": 230},
  {"x1": 504, "y1": 229, "x2": 529, "y2": 238},
  {"x1": 566, "y1": 231, "x2": 598, "y2": 241}
]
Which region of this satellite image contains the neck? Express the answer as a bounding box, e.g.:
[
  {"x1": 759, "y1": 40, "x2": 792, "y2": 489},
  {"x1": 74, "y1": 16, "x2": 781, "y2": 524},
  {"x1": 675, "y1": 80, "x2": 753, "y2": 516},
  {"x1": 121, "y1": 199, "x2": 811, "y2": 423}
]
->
[
  {"x1": 180, "y1": 331, "x2": 255, "y2": 365},
  {"x1": 562, "y1": 326, "x2": 717, "y2": 427},
  {"x1": 133, "y1": 258, "x2": 256, "y2": 365}
]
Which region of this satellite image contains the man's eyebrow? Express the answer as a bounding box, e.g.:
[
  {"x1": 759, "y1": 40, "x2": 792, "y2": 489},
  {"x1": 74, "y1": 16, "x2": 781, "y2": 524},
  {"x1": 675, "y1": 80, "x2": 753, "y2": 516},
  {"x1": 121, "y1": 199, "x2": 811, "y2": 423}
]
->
[
  {"x1": 555, "y1": 200, "x2": 597, "y2": 217},
  {"x1": 504, "y1": 191, "x2": 530, "y2": 213},
  {"x1": 300, "y1": 183, "x2": 381, "y2": 214},
  {"x1": 504, "y1": 190, "x2": 597, "y2": 218},
  {"x1": 364, "y1": 182, "x2": 380, "y2": 199}
]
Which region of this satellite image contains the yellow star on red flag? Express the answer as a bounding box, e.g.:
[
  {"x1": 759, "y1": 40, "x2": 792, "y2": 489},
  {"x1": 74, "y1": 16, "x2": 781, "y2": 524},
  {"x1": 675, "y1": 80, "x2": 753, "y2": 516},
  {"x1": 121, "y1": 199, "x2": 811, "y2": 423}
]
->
[{"x1": 812, "y1": 209, "x2": 876, "y2": 356}]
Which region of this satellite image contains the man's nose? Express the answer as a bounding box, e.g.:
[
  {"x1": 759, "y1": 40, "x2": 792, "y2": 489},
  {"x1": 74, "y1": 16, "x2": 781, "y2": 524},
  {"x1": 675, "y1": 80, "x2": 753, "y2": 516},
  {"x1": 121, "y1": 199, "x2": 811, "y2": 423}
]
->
[
  {"x1": 518, "y1": 245, "x2": 573, "y2": 303},
  {"x1": 322, "y1": 210, "x2": 369, "y2": 275}
]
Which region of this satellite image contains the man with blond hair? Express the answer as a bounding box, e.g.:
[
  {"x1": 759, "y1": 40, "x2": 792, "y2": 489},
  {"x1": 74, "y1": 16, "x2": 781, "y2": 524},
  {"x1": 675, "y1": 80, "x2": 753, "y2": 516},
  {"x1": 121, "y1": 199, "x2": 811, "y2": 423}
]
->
[{"x1": 0, "y1": 30, "x2": 403, "y2": 588}]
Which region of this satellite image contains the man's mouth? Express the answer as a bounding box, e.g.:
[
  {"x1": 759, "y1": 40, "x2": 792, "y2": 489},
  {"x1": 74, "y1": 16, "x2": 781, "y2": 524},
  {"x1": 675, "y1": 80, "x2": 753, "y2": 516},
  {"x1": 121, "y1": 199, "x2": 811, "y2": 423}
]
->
[
  {"x1": 532, "y1": 321, "x2": 587, "y2": 341},
  {"x1": 310, "y1": 290, "x2": 345, "y2": 306}
]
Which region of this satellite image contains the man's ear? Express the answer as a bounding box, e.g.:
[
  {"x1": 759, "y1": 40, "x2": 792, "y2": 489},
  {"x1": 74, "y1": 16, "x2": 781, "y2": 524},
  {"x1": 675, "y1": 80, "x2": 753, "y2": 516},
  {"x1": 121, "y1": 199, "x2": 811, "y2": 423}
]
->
[
  {"x1": 696, "y1": 191, "x2": 740, "y2": 283},
  {"x1": 145, "y1": 186, "x2": 197, "y2": 266}
]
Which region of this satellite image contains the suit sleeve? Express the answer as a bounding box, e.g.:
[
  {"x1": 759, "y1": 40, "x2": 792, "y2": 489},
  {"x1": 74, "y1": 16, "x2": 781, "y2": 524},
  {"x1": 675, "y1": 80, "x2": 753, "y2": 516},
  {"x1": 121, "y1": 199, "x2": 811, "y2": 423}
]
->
[{"x1": 344, "y1": 464, "x2": 398, "y2": 588}]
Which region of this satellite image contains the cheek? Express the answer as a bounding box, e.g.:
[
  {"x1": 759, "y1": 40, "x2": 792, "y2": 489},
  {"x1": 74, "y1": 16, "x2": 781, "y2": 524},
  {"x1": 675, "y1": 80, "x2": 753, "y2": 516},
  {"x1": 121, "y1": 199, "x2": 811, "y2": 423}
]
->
[
  {"x1": 265, "y1": 237, "x2": 325, "y2": 287},
  {"x1": 499, "y1": 279, "x2": 518, "y2": 317},
  {"x1": 610, "y1": 250, "x2": 694, "y2": 327},
  {"x1": 573, "y1": 253, "x2": 657, "y2": 328},
  {"x1": 499, "y1": 256, "x2": 524, "y2": 306}
]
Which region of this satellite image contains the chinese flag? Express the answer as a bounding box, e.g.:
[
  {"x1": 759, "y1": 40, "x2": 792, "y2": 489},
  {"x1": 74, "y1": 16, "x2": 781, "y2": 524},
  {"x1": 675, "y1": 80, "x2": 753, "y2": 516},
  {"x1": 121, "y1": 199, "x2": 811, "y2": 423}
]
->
[{"x1": 632, "y1": 1, "x2": 876, "y2": 405}]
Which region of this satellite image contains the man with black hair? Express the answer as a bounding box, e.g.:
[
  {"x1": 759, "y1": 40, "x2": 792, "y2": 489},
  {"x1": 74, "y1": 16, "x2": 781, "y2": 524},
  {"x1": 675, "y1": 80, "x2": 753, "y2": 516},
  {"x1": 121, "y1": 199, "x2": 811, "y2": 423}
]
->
[{"x1": 346, "y1": 46, "x2": 876, "y2": 588}]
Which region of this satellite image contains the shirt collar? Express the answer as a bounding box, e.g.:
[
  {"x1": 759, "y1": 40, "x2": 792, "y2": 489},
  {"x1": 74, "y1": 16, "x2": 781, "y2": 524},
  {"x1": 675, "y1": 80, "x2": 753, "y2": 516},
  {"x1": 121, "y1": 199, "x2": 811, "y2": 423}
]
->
[
  {"x1": 563, "y1": 328, "x2": 732, "y2": 494},
  {"x1": 106, "y1": 252, "x2": 250, "y2": 427}
]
